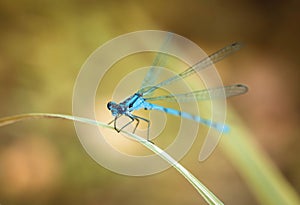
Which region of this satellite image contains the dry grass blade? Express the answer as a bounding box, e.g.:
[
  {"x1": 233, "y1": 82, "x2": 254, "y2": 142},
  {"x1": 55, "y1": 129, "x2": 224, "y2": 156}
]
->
[{"x1": 0, "y1": 113, "x2": 224, "y2": 205}]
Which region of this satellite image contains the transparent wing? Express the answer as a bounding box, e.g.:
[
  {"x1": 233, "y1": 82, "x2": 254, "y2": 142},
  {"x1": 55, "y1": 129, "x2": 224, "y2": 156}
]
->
[
  {"x1": 139, "y1": 32, "x2": 173, "y2": 95},
  {"x1": 145, "y1": 84, "x2": 248, "y2": 102},
  {"x1": 139, "y1": 42, "x2": 242, "y2": 96}
]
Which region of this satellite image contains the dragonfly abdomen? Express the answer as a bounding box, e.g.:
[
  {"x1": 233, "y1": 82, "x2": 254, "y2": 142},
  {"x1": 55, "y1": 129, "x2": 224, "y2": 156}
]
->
[{"x1": 144, "y1": 102, "x2": 229, "y2": 133}]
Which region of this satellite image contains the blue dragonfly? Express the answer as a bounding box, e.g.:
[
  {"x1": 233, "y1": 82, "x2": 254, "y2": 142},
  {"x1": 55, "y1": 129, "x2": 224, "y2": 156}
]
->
[{"x1": 107, "y1": 34, "x2": 248, "y2": 141}]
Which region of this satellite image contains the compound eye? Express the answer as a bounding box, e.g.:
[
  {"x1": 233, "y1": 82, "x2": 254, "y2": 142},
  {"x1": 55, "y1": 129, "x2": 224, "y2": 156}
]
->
[{"x1": 107, "y1": 102, "x2": 112, "y2": 110}]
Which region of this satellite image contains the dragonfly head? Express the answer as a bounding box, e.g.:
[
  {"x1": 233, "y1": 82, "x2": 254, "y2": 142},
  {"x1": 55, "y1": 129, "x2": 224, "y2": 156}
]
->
[{"x1": 107, "y1": 101, "x2": 120, "y2": 116}]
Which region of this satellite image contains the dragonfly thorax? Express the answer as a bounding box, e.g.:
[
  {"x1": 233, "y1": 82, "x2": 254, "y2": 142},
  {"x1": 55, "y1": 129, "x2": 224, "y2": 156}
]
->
[{"x1": 107, "y1": 101, "x2": 125, "y2": 116}]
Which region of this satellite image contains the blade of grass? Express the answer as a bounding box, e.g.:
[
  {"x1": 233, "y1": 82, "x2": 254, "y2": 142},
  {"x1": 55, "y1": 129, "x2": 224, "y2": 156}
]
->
[
  {"x1": 0, "y1": 113, "x2": 223, "y2": 205},
  {"x1": 222, "y1": 108, "x2": 300, "y2": 205}
]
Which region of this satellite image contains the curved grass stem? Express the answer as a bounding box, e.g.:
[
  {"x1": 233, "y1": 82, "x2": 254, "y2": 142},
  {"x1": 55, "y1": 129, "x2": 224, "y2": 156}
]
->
[{"x1": 0, "y1": 113, "x2": 223, "y2": 205}]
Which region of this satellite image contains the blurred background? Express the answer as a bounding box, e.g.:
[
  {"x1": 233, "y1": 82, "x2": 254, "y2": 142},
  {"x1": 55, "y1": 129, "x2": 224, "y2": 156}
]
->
[{"x1": 0, "y1": 0, "x2": 299, "y2": 204}]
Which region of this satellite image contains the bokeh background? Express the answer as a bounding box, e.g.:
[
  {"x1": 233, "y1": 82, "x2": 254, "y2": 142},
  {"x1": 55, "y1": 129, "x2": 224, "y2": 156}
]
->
[{"x1": 0, "y1": 0, "x2": 299, "y2": 204}]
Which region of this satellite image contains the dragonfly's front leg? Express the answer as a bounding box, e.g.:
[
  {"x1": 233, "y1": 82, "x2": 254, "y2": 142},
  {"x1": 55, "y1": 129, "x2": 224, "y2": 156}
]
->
[
  {"x1": 108, "y1": 114, "x2": 138, "y2": 133},
  {"x1": 108, "y1": 116, "x2": 121, "y2": 133},
  {"x1": 115, "y1": 114, "x2": 136, "y2": 133},
  {"x1": 107, "y1": 118, "x2": 116, "y2": 126},
  {"x1": 107, "y1": 115, "x2": 127, "y2": 133},
  {"x1": 109, "y1": 114, "x2": 152, "y2": 142}
]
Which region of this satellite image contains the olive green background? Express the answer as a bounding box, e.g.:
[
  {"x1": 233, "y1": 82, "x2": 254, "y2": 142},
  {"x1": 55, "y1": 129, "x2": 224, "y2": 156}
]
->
[{"x1": 0, "y1": 0, "x2": 299, "y2": 204}]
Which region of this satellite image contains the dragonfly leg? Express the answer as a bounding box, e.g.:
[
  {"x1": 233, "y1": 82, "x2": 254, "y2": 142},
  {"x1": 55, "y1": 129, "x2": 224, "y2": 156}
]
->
[
  {"x1": 130, "y1": 114, "x2": 151, "y2": 142},
  {"x1": 109, "y1": 115, "x2": 141, "y2": 134},
  {"x1": 107, "y1": 118, "x2": 115, "y2": 125},
  {"x1": 109, "y1": 114, "x2": 153, "y2": 143},
  {"x1": 132, "y1": 118, "x2": 140, "y2": 134},
  {"x1": 108, "y1": 116, "x2": 122, "y2": 133},
  {"x1": 116, "y1": 115, "x2": 135, "y2": 133}
]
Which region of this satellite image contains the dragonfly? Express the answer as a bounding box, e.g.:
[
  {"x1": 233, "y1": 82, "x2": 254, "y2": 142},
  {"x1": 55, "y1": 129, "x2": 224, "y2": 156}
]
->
[{"x1": 107, "y1": 33, "x2": 248, "y2": 141}]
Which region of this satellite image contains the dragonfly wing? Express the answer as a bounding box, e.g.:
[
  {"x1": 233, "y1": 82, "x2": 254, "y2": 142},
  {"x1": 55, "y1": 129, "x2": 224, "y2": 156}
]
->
[
  {"x1": 145, "y1": 84, "x2": 248, "y2": 102},
  {"x1": 177, "y1": 42, "x2": 242, "y2": 80},
  {"x1": 141, "y1": 42, "x2": 242, "y2": 96},
  {"x1": 139, "y1": 32, "x2": 173, "y2": 95}
]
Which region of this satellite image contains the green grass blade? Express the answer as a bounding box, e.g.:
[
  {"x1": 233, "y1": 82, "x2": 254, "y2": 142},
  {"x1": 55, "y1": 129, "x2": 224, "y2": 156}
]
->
[
  {"x1": 222, "y1": 109, "x2": 300, "y2": 205},
  {"x1": 128, "y1": 132, "x2": 224, "y2": 205},
  {"x1": 0, "y1": 113, "x2": 223, "y2": 205}
]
